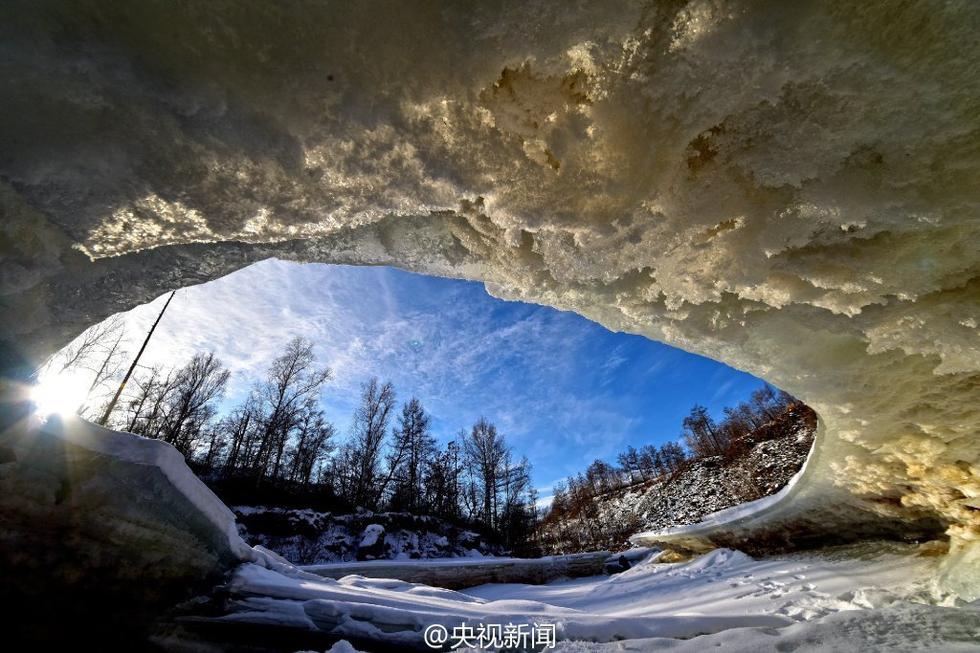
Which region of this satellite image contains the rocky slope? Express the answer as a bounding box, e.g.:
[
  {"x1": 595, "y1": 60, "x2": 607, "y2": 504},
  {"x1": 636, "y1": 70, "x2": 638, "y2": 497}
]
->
[
  {"x1": 540, "y1": 407, "x2": 817, "y2": 554},
  {"x1": 234, "y1": 507, "x2": 500, "y2": 564}
]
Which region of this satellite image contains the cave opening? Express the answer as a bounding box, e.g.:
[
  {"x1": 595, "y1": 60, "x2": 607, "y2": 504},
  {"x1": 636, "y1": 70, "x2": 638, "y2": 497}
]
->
[
  {"x1": 2, "y1": 0, "x2": 978, "y2": 647},
  {"x1": 27, "y1": 257, "x2": 813, "y2": 557}
]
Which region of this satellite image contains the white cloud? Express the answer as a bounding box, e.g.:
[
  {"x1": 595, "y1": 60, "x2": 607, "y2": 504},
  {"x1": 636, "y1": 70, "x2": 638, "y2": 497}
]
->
[{"x1": 60, "y1": 258, "x2": 764, "y2": 489}]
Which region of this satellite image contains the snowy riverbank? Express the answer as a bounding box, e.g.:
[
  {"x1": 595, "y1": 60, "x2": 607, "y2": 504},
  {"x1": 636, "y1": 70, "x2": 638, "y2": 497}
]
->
[{"x1": 187, "y1": 542, "x2": 978, "y2": 651}]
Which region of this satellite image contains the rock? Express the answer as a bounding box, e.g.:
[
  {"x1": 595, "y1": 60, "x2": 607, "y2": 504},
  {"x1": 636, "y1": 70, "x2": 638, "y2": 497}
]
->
[
  {"x1": 357, "y1": 524, "x2": 386, "y2": 560},
  {"x1": 539, "y1": 408, "x2": 821, "y2": 554},
  {"x1": 234, "y1": 508, "x2": 500, "y2": 564}
]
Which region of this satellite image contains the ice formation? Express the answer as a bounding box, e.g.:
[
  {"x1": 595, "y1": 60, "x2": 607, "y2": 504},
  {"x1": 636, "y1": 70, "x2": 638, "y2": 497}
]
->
[{"x1": 1, "y1": 0, "x2": 977, "y2": 592}]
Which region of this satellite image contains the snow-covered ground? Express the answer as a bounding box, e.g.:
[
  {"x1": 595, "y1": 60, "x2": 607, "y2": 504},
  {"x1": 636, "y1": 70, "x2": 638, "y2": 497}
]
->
[
  {"x1": 203, "y1": 542, "x2": 979, "y2": 651},
  {"x1": 15, "y1": 417, "x2": 977, "y2": 651}
]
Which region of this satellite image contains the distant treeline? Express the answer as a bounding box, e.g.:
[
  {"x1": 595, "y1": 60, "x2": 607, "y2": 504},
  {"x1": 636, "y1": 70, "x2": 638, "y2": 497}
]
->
[
  {"x1": 544, "y1": 385, "x2": 798, "y2": 525},
  {"x1": 100, "y1": 337, "x2": 538, "y2": 553}
]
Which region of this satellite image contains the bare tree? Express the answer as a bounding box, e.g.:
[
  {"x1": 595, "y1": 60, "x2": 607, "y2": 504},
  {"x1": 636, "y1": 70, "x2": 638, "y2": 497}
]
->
[
  {"x1": 35, "y1": 316, "x2": 128, "y2": 417},
  {"x1": 682, "y1": 404, "x2": 728, "y2": 457},
  {"x1": 251, "y1": 337, "x2": 332, "y2": 481},
  {"x1": 157, "y1": 352, "x2": 230, "y2": 455},
  {"x1": 116, "y1": 365, "x2": 178, "y2": 437},
  {"x1": 221, "y1": 394, "x2": 261, "y2": 475},
  {"x1": 199, "y1": 423, "x2": 228, "y2": 473},
  {"x1": 637, "y1": 444, "x2": 658, "y2": 479},
  {"x1": 286, "y1": 403, "x2": 337, "y2": 488},
  {"x1": 464, "y1": 417, "x2": 508, "y2": 530},
  {"x1": 498, "y1": 455, "x2": 536, "y2": 550},
  {"x1": 617, "y1": 446, "x2": 641, "y2": 484},
  {"x1": 659, "y1": 441, "x2": 687, "y2": 474},
  {"x1": 424, "y1": 438, "x2": 463, "y2": 519},
  {"x1": 77, "y1": 320, "x2": 128, "y2": 418},
  {"x1": 750, "y1": 384, "x2": 782, "y2": 422},
  {"x1": 337, "y1": 377, "x2": 396, "y2": 509},
  {"x1": 48, "y1": 316, "x2": 126, "y2": 378},
  {"x1": 723, "y1": 403, "x2": 762, "y2": 435},
  {"x1": 585, "y1": 459, "x2": 617, "y2": 494},
  {"x1": 385, "y1": 397, "x2": 435, "y2": 512}
]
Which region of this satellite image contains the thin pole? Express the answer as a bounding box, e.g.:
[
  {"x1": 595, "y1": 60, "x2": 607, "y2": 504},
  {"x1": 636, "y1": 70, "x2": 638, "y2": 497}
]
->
[{"x1": 98, "y1": 290, "x2": 176, "y2": 426}]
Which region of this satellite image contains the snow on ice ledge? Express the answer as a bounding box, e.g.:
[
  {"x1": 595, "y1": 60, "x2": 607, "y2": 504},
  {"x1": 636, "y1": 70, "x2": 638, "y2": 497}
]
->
[
  {"x1": 3, "y1": 413, "x2": 297, "y2": 582},
  {"x1": 47, "y1": 414, "x2": 254, "y2": 559},
  {"x1": 198, "y1": 543, "x2": 978, "y2": 650},
  {"x1": 211, "y1": 557, "x2": 794, "y2": 644}
]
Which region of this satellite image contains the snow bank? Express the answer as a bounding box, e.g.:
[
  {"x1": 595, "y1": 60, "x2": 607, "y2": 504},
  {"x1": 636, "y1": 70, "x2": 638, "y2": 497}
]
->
[
  {"x1": 359, "y1": 524, "x2": 384, "y2": 548},
  {"x1": 187, "y1": 542, "x2": 972, "y2": 650},
  {"x1": 0, "y1": 412, "x2": 300, "y2": 644},
  {"x1": 13, "y1": 415, "x2": 306, "y2": 577},
  {"x1": 214, "y1": 560, "x2": 791, "y2": 644},
  {"x1": 546, "y1": 603, "x2": 980, "y2": 653}
]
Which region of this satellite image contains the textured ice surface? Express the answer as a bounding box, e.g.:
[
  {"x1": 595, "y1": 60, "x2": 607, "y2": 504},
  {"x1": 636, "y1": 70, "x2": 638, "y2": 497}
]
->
[{"x1": 1, "y1": 0, "x2": 977, "y2": 590}]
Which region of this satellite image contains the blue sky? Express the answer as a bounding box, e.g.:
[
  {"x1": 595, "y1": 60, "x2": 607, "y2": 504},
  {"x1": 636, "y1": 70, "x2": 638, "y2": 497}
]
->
[{"x1": 101, "y1": 259, "x2": 767, "y2": 498}]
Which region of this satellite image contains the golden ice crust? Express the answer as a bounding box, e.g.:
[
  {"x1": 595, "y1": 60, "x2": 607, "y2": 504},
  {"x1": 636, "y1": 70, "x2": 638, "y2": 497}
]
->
[{"x1": 1, "y1": 1, "x2": 977, "y2": 592}]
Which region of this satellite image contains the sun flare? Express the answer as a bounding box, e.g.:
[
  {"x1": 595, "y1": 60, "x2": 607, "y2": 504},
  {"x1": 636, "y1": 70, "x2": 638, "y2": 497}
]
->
[{"x1": 31, "y1": 371, "x2": 92, "y2": 417}]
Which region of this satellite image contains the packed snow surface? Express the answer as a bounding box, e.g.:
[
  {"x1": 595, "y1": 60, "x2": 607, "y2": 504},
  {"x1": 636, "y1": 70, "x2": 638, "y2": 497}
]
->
[{"x1": 210, "y1": 543, "x2": 978, "y2": 650}]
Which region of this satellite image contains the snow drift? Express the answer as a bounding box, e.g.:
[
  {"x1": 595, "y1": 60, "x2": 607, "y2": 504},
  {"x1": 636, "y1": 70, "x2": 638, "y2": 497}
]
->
[{"x1": 4, "y1": 414, "x2": 975, "y2": 650}]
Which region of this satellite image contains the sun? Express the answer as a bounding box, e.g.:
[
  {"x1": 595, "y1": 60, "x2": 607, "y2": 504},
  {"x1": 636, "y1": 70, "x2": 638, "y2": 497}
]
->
[{"x1": 31, "y1": 370, "x2": 92, "y2": 418}]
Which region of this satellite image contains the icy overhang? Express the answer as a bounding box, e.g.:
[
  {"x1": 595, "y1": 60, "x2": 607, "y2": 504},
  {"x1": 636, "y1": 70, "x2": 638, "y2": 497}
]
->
[{"x1": 0, "y1": 0, "x2": 977, "y2": 589}]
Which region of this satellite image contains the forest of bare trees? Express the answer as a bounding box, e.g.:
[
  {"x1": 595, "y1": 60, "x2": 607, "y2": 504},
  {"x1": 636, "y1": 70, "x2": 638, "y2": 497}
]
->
[
  {"x1": 43, "y1": 319, "x2": 794, "y2": 556},
  {"x1": 77, "y1": 335, "x2": 538, "y2": 551}
]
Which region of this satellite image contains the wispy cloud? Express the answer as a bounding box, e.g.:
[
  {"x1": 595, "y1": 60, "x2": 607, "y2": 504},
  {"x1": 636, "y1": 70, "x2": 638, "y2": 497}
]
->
[{"x1": 85, "y1": 259, "x2": 766, "y2": 488}]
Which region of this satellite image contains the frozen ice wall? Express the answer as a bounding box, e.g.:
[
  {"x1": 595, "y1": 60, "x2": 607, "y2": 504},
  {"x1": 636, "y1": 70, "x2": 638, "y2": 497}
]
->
[{"x1": 1, "y1": 0, "x2": 977, "y2": 589}]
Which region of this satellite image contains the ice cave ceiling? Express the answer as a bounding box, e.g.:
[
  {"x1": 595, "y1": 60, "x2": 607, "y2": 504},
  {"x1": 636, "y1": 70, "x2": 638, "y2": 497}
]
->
[{"x1": 1, "y1": 0, "x2": 978, "y2": 580}]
